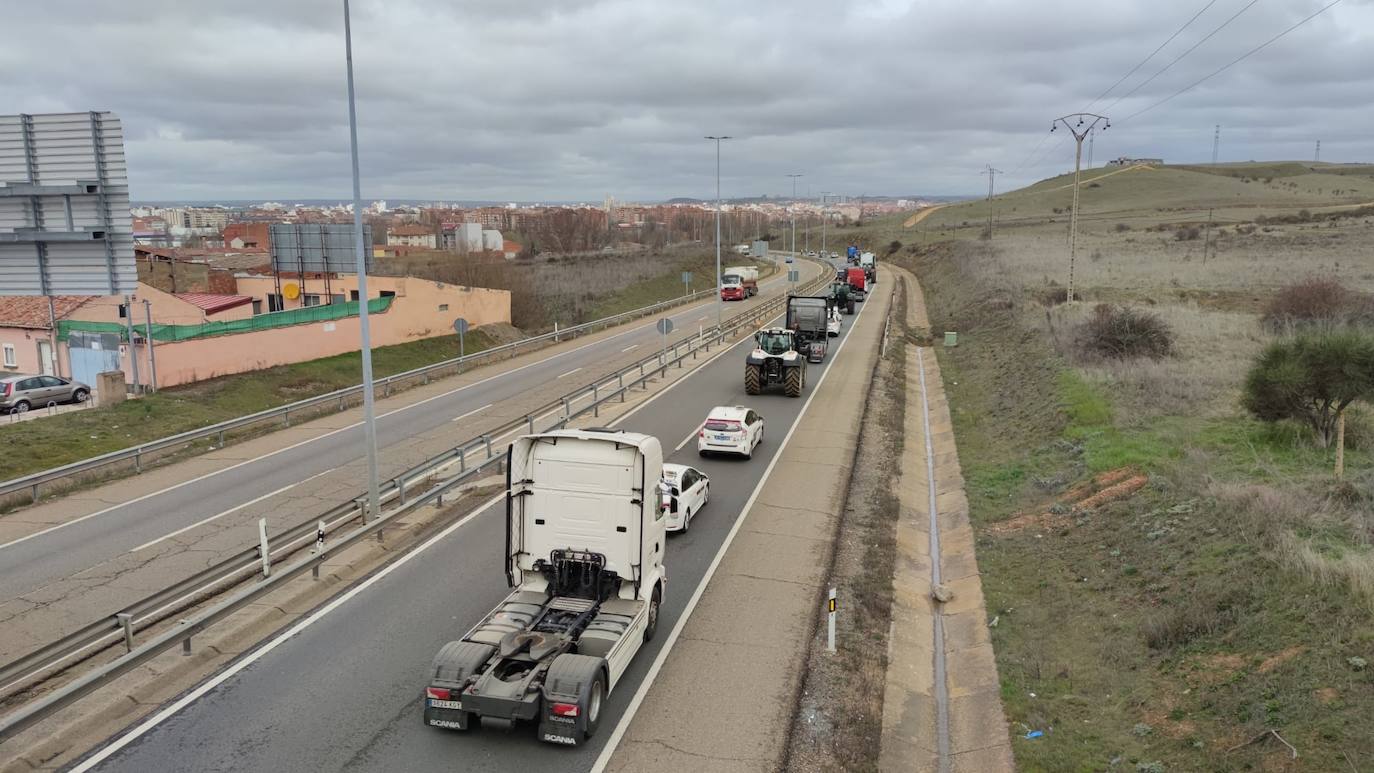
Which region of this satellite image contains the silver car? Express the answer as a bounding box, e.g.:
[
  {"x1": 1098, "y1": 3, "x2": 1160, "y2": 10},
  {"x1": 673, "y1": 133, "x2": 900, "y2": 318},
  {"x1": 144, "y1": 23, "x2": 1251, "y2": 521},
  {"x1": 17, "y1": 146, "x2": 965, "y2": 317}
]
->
[{"x1": 1, "y1": 374, "x2": 91, "y2": 414}]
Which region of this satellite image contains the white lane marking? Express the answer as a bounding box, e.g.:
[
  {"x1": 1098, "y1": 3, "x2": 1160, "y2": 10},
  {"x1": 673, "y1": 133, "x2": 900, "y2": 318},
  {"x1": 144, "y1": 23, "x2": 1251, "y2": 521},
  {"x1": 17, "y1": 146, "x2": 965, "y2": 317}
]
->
[
  {"x1": 69, "y1": 489, "x2": 504, "y2": 773},
  {"x1": 129, "y1": 467, "x2": 338, "y2": 553},
  {"x1": 674, "y1": 423, "x2": 705, "y2": 453},
  {"x1": 698, "y1": 316, "x2": 708, "y2": 322},
  {"x1": 590, "y1": 279, "x2": 880, "y2": 773},
  {"x1": 621, "y1": 344, "x2": 639, "y2": 353},
  {"x1": 0, "y1": 290, "x2": 739, "y2": 554},
  {"x1": 557, "y1": 368, "x2": 582, "y2": 379},
  {"x1": 449, "y1": 403, "x2": 492, "y2": 423},
  {"x1": 76, "y1": 299, "x2": 788, "y2": 765}
]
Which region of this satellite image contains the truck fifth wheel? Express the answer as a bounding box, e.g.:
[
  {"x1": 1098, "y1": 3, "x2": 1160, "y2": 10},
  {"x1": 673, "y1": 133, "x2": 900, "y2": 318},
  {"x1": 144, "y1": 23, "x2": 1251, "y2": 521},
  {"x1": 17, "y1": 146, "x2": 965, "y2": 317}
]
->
[{"x1": 422, "y1": 428, "x2": 666, "y2": 746}]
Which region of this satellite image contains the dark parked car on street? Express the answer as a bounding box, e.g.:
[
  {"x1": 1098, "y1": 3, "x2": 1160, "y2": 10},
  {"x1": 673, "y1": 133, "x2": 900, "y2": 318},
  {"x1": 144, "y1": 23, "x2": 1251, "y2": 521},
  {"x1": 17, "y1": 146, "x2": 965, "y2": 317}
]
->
[{"x1": 1, "y1": 374, "x2": 91, "y2": 414}]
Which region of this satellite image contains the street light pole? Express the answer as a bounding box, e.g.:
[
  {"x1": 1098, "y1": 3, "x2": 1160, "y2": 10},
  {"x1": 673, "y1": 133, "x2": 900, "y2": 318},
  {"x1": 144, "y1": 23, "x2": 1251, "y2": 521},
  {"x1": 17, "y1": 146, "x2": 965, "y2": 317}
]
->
[
  {"x1": 343, "y1": 0, "x2": 381, "y2": 520},
  {"x1": 786, "y1": 174, "x2": 802, "y2": 255},
  {"x1": 706, "y1": 136, "x2": 731, "y2": 330},
  {"x1": 820, "y1": 191, "x2": 829, "y2": 254},
  {"x1": 1051, "y1": 113, "x2": 1109, "y2": 303}
]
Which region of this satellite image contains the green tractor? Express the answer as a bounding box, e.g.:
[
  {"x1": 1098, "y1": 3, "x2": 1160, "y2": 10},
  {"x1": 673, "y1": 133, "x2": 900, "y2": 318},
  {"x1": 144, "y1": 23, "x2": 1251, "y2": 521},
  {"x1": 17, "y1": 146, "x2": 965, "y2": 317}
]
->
[
  {"x1": 744, "y1": 328, "x2": 806, "y2": 397},
  {"x1": 828, "y1": 280, "x2": 856, "y2": 315}
]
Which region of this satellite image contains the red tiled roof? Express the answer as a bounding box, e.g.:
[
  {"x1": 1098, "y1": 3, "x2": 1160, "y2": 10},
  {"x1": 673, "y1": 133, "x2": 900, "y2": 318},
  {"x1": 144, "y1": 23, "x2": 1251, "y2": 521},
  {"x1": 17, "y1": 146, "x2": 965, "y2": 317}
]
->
[
  {"x1": 174, "y1": 293, "x2": 254, "y2": 314},
  {"x1": 0, "y1": 296, "x2": 92, "y2": 329}
]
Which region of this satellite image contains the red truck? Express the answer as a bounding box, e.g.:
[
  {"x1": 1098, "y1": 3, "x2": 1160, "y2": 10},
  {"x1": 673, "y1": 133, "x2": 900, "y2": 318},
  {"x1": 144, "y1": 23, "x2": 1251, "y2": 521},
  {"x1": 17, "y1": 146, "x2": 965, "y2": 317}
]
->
[{"x1": 845, "y1": 267, "x2": 867, "y2": 302}]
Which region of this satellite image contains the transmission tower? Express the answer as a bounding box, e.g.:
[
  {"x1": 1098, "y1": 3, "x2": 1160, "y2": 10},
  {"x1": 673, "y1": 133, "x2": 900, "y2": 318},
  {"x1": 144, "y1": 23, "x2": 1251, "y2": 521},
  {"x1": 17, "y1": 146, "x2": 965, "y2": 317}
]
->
[
  {"x1": 981, "y1": 165, "x2": 1003, "y2": 241},
  {"x1": 1212, "y1": 125, "x2": 1220, "y2": 165},
  {"x1": 1052, "y1": 113, "x2": 1110, "y2": 303}
]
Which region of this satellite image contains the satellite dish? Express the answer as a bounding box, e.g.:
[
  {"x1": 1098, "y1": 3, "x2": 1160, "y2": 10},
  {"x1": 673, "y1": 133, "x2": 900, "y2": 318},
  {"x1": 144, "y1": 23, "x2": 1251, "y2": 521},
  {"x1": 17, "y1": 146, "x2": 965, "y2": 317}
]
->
[{"x1": 283, "y1": 283, "x2": 301, "y2": 300}]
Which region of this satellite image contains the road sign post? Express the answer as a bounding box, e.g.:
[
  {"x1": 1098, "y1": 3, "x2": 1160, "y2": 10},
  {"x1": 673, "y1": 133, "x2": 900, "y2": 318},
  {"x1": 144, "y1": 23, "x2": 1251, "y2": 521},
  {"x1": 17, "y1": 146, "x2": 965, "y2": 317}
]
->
[
  {"x1": 656, "y1": 317, "x2": 674, "y2": 375},
  {"x1": 453, "y1": 318, "x2": 469, "y2": 367},
  {"x1": 788, "y1": 268, "x2": 799, "y2": 293},
  {"x1": 681, "y1": 270, "x2": 692, "y2": 297}
]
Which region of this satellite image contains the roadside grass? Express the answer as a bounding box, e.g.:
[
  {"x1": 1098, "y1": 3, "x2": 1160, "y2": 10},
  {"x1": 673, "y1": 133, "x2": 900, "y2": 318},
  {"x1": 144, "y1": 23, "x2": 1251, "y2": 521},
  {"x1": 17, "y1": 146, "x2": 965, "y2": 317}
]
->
[
  {"x1": 0, "y1": 327, "x2": 500, "y2": 482},
  {"x1": 890, "y1": 240, "x2": 1374, "y2": 772}
]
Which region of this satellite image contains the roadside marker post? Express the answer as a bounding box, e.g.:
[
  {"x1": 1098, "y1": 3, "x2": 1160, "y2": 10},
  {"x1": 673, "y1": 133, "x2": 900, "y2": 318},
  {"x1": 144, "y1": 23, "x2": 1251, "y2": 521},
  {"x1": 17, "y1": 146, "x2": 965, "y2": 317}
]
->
[
  {"x1": 827, "y1": 588, "x2": 837, "y2": 652},
  {"x1": 312, "y1": 520, "x2": 326, "y2": 579},
  {"x1": 258, "y1": 518, "x2": 270, "y2": 578}
]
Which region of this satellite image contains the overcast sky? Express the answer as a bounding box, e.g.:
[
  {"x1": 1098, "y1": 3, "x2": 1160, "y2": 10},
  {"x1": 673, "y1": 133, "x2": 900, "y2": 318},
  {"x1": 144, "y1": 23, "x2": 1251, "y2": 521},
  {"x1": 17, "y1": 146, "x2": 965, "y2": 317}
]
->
[{"x1": 6, "y1": 0, "x2": 1372, "y2": 202}]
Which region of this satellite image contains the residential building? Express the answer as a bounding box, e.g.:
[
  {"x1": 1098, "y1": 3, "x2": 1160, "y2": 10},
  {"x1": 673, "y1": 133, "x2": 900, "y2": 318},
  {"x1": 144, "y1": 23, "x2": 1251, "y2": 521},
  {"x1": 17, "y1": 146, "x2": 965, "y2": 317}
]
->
[
  {"x1": 1106, "y1": 156, "x2": 1164, "y2": 167},
  {"x1": 220, "y1": 222, "x2": 272, "y2": 251},
  {"x1": 386, "y1": 224, "x2": 437, "y2": 249},
  {"x1": 0, "y1": 296, "x2": 91, "y2": 378},
  {"x1": 481, "y1": 229, "x2": 502, "y2": 251}
]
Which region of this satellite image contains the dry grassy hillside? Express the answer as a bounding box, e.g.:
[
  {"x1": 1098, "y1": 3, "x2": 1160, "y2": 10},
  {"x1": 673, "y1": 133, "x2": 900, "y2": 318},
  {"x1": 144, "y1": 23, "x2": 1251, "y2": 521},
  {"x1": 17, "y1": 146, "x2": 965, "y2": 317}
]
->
[{"x1": 830, "y1": 163, "x2": 1374, "y2": 772}]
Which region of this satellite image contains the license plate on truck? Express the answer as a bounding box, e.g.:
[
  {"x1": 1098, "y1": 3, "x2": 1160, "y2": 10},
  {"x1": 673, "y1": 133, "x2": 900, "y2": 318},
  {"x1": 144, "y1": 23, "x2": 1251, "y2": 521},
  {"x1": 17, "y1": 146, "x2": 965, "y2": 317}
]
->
[{"x1": 428, "y1": 699, "x2": 463, "y2": 710}]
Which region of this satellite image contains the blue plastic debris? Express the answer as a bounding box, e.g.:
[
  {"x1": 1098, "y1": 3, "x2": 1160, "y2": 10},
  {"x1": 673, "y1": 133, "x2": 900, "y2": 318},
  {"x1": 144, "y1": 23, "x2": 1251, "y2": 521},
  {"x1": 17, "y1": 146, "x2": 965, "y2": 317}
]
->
[{"x1": 1024, "y1": 730, "x2": 1044, "y2": 740}]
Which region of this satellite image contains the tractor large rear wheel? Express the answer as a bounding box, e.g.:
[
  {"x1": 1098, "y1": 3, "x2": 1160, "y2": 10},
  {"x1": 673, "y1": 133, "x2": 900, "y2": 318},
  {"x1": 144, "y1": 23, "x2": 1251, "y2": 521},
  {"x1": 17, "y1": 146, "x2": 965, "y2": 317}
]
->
[
  {"x1": 846, "y1": 299, "x2": 855, "y2": 315},
  {"x1": 744, "y1": 364, "x2": 762, "y2": 395},
  {"x1": 784, "y1": 366, "x2": 803, "y2": 398}
]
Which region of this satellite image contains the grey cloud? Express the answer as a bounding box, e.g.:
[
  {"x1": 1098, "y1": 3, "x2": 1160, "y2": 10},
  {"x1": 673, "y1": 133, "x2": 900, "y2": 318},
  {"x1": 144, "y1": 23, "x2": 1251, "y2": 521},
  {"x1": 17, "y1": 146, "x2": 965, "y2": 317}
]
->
[{"x1": 5, "y1": 0, "x2": 1372, "y2": 200}]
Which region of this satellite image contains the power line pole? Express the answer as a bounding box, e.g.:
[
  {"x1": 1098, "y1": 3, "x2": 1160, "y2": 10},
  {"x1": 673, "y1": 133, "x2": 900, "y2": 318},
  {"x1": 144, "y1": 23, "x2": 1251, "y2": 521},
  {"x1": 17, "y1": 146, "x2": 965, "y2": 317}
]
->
[
  {"x1": 786, "y1": 174, "x2": 803, "y2": 255},
  {"x1": 1087, "y1": 129, "x2": 1095, "y2": 168},
  {"x1": 981, "y1": 165, "x2": 1003, "y2": 241},
  {"x1": 1052, "y1": 113, "x2": 1110, "y2": 303},
  {"x1": 1315, "y1": 139, "x2": 1321, "y2": 162},
  {"x1": 1212, "y1": 124, "x2": 1221, "y2": 165},
  {"x1": 706, "y1": 136, "x2": 732, "y2": 330}
]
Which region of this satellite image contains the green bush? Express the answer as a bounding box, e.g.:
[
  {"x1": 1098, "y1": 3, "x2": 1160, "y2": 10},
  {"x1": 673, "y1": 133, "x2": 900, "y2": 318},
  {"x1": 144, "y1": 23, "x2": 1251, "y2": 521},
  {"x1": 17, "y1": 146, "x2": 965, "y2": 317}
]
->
[{"x1": 1242, "y1": 331, "x2": 1374, "y2": 447}]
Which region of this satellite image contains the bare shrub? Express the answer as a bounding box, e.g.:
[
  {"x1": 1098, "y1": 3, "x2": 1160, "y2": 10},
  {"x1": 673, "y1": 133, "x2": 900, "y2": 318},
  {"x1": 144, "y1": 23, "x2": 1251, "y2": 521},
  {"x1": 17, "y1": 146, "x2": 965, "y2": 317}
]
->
[
  {"x1": 1076, "y1": 304, "x2": 1175, "y2": 360},
  {"x1": 1037, "y1": 286, "x2": 1070, "y2": 307},
  {"x1": 1261, "y1": 276, "x2": 1373, "y2": 331},
  {"x1": 1175, "y1": 226, "x2": 1201, "y2": 241},
  {"x1": 1114, "y1": 223, "x2": 1131, "y2": 232},
  {"x1": 1142, "y1": 588, "x2": 1247, "y2": 650}
]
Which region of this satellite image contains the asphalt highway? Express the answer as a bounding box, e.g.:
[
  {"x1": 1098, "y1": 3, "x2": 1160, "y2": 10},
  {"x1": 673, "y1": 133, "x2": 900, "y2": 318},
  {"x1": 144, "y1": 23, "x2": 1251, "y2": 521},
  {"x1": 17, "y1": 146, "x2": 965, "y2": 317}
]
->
[
  {"x1": 80, "y1": 258, "x2": 868, "y2": 772},
  {"x1": 0, "y1": 266, "x2": 811, "y2": 605}
]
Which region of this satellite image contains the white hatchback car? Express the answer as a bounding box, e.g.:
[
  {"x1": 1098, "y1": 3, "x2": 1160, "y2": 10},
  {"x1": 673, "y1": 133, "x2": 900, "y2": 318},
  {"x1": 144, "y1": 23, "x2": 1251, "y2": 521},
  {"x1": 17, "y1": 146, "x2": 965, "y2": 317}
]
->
[
  {"x1": 660, "y1": 463, "x2": 710, "y2": 532},
  {"x1": 697, "y1": 405, "x2": 764, "y2": 459}
]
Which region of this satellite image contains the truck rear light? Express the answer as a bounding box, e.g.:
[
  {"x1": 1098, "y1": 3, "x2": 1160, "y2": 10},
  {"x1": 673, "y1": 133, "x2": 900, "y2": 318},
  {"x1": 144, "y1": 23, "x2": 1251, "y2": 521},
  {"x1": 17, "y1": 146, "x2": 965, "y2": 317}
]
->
[
  {"x1": 551, "y1": 702, "x2": 580, "y2": 717},
  {"x1": 426, "y1": 687, "x2": 451, "y2": 700}
]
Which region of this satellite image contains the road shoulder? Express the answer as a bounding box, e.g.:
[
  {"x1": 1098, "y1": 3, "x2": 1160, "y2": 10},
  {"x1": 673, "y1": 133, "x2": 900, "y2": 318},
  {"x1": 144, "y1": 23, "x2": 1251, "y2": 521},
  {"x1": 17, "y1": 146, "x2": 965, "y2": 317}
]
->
[{"x1": 603, "y1": 276, "x2": 893, "y2": 772}]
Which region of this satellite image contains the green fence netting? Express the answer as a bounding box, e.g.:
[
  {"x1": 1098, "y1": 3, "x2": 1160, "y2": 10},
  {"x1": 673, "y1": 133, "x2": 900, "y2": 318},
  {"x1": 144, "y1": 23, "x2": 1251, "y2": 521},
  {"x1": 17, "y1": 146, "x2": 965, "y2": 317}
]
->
[{"x1": 57, "y1": 296, "x2": 395, "y2": 343}]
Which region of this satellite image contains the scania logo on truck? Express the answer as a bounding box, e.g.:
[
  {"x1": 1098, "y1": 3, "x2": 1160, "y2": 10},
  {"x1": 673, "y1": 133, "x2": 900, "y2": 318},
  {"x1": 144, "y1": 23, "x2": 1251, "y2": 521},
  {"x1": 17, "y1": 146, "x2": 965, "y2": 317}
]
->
[{"x1": 542, "y1": 733, "x2": 577, "y2": 745}]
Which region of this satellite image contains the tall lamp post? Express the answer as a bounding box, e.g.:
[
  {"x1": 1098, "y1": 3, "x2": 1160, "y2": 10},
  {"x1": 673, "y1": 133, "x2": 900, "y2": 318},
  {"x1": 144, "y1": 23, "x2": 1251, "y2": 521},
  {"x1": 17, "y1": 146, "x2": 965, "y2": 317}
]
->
[
  {"x1": 820, "y1": 191, "x2": 829, "y2": 255},
  {"x1": 786, "y1": 173, "x2": 803, "y2": 254},
  {"x1": 706, "y1": 136, "x2": 731, "y2": 329},
  {"x1": 1051, "y1": 113, "x2": 1109, "y2": 303},
  {"x1": 343, "y1": 0, "x2": 380, "y2": 520}
]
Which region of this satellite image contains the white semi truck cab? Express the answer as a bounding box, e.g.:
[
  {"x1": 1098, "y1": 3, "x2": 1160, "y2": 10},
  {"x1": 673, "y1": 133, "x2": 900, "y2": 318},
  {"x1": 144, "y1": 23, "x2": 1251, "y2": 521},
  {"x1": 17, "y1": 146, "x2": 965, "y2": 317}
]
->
[{"x1": 423, "y1": 429, "x2": 666, "y2": 746}]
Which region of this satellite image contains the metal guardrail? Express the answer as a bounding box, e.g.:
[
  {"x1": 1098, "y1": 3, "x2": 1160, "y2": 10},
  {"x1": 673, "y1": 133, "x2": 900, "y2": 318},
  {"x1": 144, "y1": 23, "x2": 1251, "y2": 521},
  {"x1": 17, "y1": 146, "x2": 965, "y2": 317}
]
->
[
  {"x1": 0, "y1": 265, "x2": 793, "y2": 504},
  {"x1": 0, "y1": 268, "x2": 826, "y2": 741}
]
